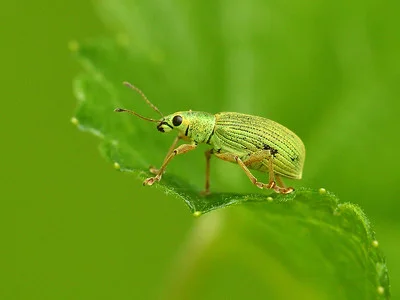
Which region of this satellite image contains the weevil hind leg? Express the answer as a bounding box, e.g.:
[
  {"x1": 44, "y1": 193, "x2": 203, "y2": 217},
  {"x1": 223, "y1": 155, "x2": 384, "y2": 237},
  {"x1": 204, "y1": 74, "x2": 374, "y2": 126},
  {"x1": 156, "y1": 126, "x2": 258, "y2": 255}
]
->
[
  {"x1": 214, "y1": 150, "x2": 293, "y2": 194},
  {"x1": 265, "y1": 156, "x2": 294, "y2": 194},
  {"x1": 235, "y1": 156, "x2": 274, "y2": 190},
  {"x1": 274, "y1": 174, "x2": 294, "y2": 194},
  {"x1": 214, "y1": 151, "x2": 271, "y2": 190}
]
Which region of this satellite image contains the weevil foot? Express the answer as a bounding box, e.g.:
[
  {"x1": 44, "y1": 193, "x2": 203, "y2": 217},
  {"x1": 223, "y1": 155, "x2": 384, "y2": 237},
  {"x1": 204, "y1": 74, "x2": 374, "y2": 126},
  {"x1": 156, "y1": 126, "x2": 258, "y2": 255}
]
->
[
  {"x1": 255, "y1": 182, "x2": 264, "y2": 189},
  {"x1": 266, "y1": 181, "x2": 276, "y2": 189},
  {"x1": 149, "y1": 166, "x2": 159, "y2": 175},
  {"x1": 272, "y1": 185, "x2": 294, "y2": 194},
  {"x1": 149, "y1": 166, "x2": 166, "y2": 175},
  {"x1": 280, "y1": 187, "x2": 294, "y2": 194},
  {"x1": 200, "y1": 190, "x2": 211, "y2": 196},
  {"x1": 143, "y1": 176, "x2": 160, "y2": 186}
]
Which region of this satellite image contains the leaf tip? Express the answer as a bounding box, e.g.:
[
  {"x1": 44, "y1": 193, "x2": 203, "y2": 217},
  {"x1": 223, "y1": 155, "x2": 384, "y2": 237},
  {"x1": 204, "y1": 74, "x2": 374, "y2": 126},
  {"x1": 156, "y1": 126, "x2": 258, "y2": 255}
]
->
[
  {"x1": 70, "y1": 117, "x2": 79, "y2": 126},
  {"x1": 68, "y1": 40, "x2": 79, "y2": 53}
]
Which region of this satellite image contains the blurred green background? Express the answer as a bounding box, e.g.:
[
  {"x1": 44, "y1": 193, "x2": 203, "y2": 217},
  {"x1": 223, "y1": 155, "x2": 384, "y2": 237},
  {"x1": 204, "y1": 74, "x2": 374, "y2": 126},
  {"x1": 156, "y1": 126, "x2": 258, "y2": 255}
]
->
[{"x1": 2, "y1": 0, "x2": 399, "y2": 299}]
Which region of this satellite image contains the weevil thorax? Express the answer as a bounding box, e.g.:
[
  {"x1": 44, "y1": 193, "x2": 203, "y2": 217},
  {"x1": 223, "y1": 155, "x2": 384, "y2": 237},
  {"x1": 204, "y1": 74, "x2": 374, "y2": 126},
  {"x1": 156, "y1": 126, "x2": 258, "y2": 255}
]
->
[{"x1": 157, "y1": 111, "x2": 215, "y2": 144}]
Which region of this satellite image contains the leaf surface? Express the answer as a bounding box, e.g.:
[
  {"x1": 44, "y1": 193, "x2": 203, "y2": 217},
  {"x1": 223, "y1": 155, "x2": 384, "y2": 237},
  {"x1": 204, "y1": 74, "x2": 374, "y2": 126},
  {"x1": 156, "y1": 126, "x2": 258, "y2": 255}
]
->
[{"x1": 72, "y1": 38, "x2": 390, "y2": 299}]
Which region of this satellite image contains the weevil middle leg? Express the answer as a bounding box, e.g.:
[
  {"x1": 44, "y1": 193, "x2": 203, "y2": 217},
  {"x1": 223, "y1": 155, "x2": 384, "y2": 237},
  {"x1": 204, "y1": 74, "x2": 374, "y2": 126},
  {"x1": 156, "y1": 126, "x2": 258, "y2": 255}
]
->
[{"x1": 201, "y1": 149, "x2": 213, "y2": 195}]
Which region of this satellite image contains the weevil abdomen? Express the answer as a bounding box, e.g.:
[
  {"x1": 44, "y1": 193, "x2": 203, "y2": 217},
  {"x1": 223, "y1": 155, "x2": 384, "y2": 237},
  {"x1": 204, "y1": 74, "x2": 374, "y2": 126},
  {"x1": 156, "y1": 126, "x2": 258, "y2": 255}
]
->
[{"x1": 209, "y1": 112, "x2": 305, "y2": 179}]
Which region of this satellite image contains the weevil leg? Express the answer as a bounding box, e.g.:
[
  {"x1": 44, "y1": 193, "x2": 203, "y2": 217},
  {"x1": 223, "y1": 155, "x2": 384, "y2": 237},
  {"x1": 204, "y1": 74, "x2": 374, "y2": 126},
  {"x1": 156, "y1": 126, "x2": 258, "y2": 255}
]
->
[
  {"x1": 201, "y1": 149, "x2": 213, "y2": 195},
  {"x1": 266, "y1": 153, "x2": 276, "y2": 189},
  {"x1": 275, "y1": 174, "x2": 294, "y2": 194},
  {"x1": 214, "y1": 151, "x2": 293, "y2": 194},
  {"x1": 242, "y1": 150, "x2": 271, "y2": 166},
  {"x1": 241, "y1": 150, "x2": 277, "y2": 190},
  {"x1": 235, "y1": 156, "x2": 273, "y2": 190},
  {"x1": 149, "y1": 136, "x2": 181, "y2": 175},
  {"x1": 213, "y1": 152, "x2": 269, "y2": 190},
  {"x1": 144, "y1": 143, "x2": 197, "y2": 186},
  {"x1": 262, "y1": 153, "x2": 293, "y2": 194},
  {"x1": 249, "y1": 151, "x2": 293, "y2": 194}
]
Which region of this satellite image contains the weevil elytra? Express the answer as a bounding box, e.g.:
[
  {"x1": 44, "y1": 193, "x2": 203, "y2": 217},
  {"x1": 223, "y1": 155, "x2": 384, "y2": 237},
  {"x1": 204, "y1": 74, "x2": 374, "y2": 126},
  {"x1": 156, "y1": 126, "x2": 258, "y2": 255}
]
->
[{"x1": 115, "y1": 82, "x2": 305, "y2": 194}]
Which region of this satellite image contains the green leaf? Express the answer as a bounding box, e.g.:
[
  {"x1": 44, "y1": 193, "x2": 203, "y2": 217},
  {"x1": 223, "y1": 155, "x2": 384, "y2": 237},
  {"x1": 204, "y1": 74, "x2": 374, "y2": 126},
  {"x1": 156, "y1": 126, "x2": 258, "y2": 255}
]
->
[
  {"x1": 71, "y1": 38, "x2": 390, "y2": 299},
  {"x1": 164, "y1": 190, "x2": 391, "y2": 299}
]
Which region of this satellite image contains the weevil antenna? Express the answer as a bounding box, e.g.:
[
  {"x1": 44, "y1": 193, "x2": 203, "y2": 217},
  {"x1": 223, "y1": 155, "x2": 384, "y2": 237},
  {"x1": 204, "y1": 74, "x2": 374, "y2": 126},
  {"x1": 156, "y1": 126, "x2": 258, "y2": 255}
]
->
[
  {"x1": 114, "y1": 108, "x2": 160, "y2": 123},
  {"x1": 123, "y1": 81, "x2": 164, "y2": 118}
]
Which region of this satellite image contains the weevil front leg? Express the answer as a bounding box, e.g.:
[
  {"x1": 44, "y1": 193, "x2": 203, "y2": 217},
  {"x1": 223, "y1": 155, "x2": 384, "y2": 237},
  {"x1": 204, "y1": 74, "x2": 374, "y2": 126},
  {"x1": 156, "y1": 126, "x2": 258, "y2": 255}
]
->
[
  {"x1": 149, "y1": 136, "x2": 181, "y2": 175},
  {"x1": 144, "y1": 143, "x2": 197, "y2": 186}
]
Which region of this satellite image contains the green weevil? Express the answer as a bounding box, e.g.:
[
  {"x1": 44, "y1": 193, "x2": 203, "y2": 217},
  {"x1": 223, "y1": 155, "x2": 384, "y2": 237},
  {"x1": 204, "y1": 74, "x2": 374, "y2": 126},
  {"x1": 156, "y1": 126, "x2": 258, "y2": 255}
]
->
[{"x1": 115, "y1": 82, "x2": 305, "y2": 194}]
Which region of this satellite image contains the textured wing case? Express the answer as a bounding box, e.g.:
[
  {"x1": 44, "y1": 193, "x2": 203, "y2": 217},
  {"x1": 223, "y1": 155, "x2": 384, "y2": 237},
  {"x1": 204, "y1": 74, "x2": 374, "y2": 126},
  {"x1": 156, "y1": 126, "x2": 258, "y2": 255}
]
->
[{"x1": 212, "y1": 113, "x2": 305, "y2": 179}]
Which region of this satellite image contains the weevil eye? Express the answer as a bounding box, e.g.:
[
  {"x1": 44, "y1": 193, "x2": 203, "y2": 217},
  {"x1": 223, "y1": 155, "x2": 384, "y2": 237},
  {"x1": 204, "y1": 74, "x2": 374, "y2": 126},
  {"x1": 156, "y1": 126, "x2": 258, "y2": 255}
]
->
[{"x1": 172, "y1": 115, "x2": 183, "y2": 126}]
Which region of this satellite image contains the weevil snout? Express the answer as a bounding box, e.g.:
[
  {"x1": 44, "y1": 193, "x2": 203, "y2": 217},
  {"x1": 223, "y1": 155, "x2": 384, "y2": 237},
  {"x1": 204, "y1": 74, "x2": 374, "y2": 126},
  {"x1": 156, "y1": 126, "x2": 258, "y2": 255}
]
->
[
  {"x1": 157, "y1": 123, "x2": 165, "y2": 132},
  {"x1": 157, "y1": 120, "x2": 173, "y2": 133}
]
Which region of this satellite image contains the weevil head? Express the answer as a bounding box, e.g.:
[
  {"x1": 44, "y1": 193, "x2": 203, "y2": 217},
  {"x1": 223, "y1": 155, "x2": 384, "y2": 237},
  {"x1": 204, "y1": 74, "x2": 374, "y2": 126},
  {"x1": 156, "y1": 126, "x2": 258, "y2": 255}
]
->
[
  {"x1": 157, "y1": 111, "x2": 216, "y2": 144},
  {"x1": 157, "y1": 111, "x2": 190, "y2": 133}
]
